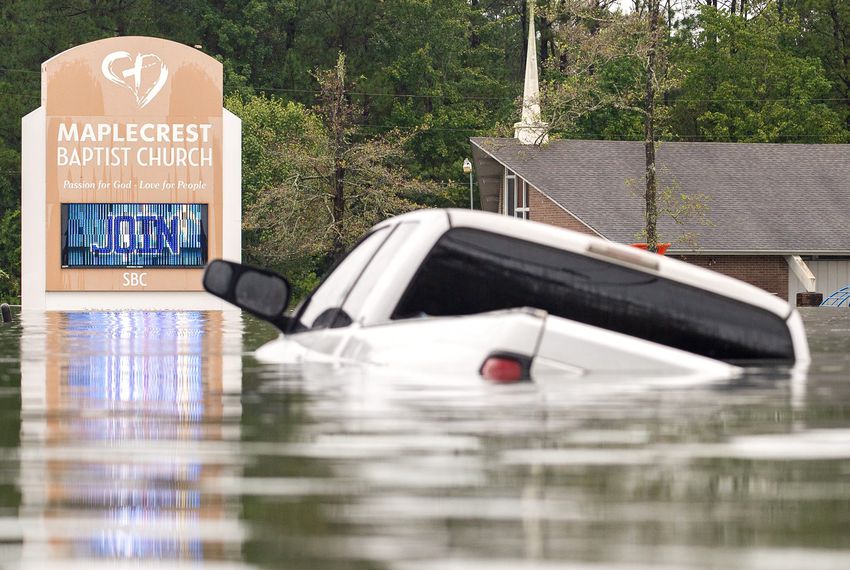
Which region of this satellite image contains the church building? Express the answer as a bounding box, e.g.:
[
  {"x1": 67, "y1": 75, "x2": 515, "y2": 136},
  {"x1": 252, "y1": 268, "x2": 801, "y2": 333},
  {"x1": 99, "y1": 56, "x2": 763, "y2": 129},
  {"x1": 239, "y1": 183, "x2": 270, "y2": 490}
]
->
[{"x1": 470, "y1": 7, "x2": 850, "y2": 304}]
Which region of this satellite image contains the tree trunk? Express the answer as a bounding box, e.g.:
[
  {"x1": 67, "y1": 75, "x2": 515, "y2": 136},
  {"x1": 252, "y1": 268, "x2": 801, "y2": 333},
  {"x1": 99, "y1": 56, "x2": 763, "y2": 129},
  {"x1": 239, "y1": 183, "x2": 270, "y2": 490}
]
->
[
  {"x1": 285, "y1": 17, "x2": 296, "y2": 50},
  {"x1": 470, "y1": 0, "x2": 481, "y2": 48},
  {"x1": 317, "y1": 54, "x2": 352, "y2": 259},
  {"x1": 540, "y1": 16, "x2": 549, "y2": 62},
  {"x1": 332, "y1": 163, "x2": 346, "y2": 257},
  {"x1": 520, "y1": 0, "x2": 528, "y2": 81},
  {"x1": 827, "y1": 3, "x2": 850, "y2": 130},
  {"x1": 644, "y1": 0, "x2": 660, "y2": 253}
]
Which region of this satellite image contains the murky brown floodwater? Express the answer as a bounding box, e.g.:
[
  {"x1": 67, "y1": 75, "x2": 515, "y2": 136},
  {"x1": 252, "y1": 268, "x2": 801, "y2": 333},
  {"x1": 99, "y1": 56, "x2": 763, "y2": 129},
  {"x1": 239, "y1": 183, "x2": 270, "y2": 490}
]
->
[{"x1": 0, "y1": 308, "x2": 848, "y2": 569}]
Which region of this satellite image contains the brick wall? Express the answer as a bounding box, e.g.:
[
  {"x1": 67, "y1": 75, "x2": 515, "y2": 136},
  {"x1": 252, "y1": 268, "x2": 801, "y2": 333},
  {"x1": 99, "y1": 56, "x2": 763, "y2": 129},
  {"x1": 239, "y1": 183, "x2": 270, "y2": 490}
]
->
[
  {"x1": 527, "y1": 186, "x2": 598, "y2": 236},
  {"x1": 674, "y1": 255, "x2": 789, "y2": 298}
]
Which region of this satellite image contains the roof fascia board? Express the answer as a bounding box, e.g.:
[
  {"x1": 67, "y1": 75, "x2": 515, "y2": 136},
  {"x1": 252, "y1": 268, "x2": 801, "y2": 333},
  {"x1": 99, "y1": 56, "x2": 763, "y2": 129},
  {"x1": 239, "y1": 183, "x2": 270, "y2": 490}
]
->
[
  {"x1": 671, "y1": 250, "x2": 850, "y2": 255},
  {"x1": 470, "y1": 139, "x2": 607, "y2": 240}
]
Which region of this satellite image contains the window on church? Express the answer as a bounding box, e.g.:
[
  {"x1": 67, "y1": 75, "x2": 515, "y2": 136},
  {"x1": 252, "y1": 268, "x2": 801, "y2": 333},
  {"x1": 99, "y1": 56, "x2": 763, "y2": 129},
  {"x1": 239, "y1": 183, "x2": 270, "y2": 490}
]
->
[
  {"x1": 517, "y1": 180, "x2": 529, "y2": 220},
  {"x1": 504, "y1": 169, "x2": 528, "y2": 220},
  {"x1": 505, "y1": 169, "x2": 516, "y2": 216}
]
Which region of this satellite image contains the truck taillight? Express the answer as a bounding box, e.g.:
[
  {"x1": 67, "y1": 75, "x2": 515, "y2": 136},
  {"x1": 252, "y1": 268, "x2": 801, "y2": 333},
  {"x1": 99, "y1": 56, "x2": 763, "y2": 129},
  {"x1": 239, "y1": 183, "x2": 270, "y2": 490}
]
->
[{"x1": 480, "y1": 353, "x2": 531, "y2": 383}]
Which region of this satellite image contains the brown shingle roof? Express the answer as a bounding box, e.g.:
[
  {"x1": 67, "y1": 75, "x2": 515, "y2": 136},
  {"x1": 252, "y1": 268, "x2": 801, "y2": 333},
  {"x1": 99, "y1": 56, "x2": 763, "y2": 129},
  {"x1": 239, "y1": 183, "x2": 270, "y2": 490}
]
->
[{"x1": 471, "y1": 137, "x2": 850, "y2": 253}]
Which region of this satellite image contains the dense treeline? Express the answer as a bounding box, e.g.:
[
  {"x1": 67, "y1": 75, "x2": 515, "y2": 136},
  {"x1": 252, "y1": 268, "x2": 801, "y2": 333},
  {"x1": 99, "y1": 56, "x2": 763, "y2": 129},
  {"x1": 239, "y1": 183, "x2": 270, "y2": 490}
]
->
[{"x1": 0, "y1": 0, "x2": 848, "y2": 301}]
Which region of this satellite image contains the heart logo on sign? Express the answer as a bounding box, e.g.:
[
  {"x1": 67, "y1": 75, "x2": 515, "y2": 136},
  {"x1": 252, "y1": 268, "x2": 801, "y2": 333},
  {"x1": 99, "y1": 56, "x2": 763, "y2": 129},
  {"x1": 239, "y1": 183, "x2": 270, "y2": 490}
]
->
[{"x1": 101, "y1": 51, "x2": 169, "y2": 109}]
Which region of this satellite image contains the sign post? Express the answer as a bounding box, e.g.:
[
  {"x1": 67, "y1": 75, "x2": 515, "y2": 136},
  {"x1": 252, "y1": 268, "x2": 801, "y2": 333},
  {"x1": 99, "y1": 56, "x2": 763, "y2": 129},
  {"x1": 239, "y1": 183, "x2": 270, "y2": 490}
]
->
[{"x1": 22, "y1": 37, "x2": 241, "y2": 310}]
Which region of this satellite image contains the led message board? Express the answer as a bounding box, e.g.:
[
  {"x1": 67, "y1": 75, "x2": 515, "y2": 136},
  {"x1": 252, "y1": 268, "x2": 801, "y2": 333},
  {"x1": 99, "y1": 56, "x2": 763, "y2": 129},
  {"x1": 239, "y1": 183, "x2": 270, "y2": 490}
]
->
[{"x1": 61, "y1": 203, "x2": 208, "y2": 268}]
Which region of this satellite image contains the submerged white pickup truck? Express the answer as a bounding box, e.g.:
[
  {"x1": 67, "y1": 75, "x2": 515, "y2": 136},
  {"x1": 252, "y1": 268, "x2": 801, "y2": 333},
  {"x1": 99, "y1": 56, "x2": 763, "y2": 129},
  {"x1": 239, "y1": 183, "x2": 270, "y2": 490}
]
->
[{"x1": 203, "y1": 209, "x2": 809, "y2": 383}]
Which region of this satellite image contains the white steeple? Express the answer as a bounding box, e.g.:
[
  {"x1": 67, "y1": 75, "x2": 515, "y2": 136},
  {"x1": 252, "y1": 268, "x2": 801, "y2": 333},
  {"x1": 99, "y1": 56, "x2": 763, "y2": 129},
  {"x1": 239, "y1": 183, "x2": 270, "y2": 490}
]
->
[{"x1": 514, "y1": 2, "x2": 548, "y2": 145}]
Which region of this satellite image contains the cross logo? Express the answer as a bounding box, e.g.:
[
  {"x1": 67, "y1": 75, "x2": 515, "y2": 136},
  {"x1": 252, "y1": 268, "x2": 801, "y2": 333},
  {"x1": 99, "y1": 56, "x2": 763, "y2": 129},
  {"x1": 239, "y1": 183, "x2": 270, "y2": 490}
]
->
[{"x1": 101, "y1": 51, "x2": 169, "y2": 108}]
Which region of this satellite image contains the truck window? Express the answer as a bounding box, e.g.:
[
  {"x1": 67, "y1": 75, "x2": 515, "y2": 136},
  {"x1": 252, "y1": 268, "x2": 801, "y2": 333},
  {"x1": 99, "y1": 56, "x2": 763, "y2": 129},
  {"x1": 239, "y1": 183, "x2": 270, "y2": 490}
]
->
[
  {"x1": 293, "y1": 227, "x2": 390, "y2": 331},
  {"x1": 391, "y1": 228, "x2": 795, "y2": 364},
  {"x1": 343, "y1": 222, "x2": 419, "y2": 321}
]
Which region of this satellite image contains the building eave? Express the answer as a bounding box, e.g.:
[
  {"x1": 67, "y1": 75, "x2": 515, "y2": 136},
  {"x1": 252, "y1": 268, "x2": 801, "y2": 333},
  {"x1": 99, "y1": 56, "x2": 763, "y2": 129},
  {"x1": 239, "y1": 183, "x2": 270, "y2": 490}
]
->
[{"x1": 670, "y1": 250, "x2": 850, "y2": 256}]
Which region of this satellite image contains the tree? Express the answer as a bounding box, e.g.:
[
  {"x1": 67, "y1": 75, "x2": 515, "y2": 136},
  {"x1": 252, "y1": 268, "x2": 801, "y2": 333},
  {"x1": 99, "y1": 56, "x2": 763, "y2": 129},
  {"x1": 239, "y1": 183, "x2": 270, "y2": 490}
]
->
[
  {"x1": 690, "y1": 0, "x2": 771, "y2": 18},
  {"x1": 536, "y1": 1, "x2": 651, "y2": 140},
  {"x1": 670, "y1": 4, "x2": 846, "y2": 143},
  {"x1": 226, "y1": 93, "x2": 327, "y2": 296},
  {"x1": 540, "y1": 0, "x2": 689, "y2": 251},
  {"x1": 313, "y1": 53, "x2": 443, "y2": 258},
  {"x1": 373, "y1": 0, "x2": 518, "y2": 186},
  {"x1": 0, "y1": 209, "x2": 19, "y2": 302},
  {"x1": 790, "y1": 0, "x2": 850, "y2": 130},
  {"x1": 644, "y1": 0, "x2": 662, "y2": 251},
  {"x1": 233, "y1": 55, "x2": 442, "y2": 298}
]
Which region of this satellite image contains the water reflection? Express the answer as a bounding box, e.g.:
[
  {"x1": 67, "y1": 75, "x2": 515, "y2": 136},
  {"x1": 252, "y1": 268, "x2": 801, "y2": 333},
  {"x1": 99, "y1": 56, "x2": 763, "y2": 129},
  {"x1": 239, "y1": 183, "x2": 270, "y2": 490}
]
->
[
  {"x1": 3, "y1": 308, "x2": 850, "y2": 569},
  {"x1": 233, "y1": 337, "x2": 850, "y2": 569},
  {"x1": 17, "y1": 311, "x2": 245, "y2": 566}
]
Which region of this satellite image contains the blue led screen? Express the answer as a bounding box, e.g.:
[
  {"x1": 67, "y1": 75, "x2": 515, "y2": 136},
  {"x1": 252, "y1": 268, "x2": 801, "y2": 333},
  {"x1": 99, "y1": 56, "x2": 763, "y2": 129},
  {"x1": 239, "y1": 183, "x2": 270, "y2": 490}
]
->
[{"x1": 61, "y1": 203, "x2": 208, "y2": 268}]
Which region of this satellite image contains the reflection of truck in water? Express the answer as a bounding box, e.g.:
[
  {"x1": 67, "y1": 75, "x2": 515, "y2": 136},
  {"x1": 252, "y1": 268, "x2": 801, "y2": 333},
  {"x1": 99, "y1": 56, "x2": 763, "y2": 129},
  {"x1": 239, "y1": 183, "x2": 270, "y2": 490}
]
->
[{"x1": 204, "y1": 209, "x2": 810, "y2": 383}]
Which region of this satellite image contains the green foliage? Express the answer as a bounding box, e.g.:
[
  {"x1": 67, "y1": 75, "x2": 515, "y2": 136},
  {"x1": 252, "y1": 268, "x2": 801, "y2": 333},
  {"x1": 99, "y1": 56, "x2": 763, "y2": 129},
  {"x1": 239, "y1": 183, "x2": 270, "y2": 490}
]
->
[
  {"x1": 539, "y1": 3, "x2": 656, "y2": 140},
  {"x1": 0, "y1": 208, "x2": 20, "y2": 303},
  {"x1": 226, "y1": 94, "x2": 325, "y2": 202},
  {"x1": 787, "y1": 0, "x2": 850, "y2": 123},
  {"x1": 2, "y1": 0, "x2": 850, "y2": 300},
  {"x1": 0, "y1": 146, "x2": 21, "y2": 302},
  {"x1": 374, "y1": 0, "x2": 516, "y2": 182},
  {"x1": 228, "y1": 54, "x2": 442, "y2": 299},
  {"x1": 672, "y1": 5, "x2": 847, "y2": 143},
  {"x1": 225, "y1": 93, "x2": 326, "y2": 299}
]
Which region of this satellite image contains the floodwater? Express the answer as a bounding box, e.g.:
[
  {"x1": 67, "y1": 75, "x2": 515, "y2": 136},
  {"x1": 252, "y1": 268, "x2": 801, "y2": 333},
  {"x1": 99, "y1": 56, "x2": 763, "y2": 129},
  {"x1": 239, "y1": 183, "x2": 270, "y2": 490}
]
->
[{"x1": 0, "y1": 308, "x2": 848, "y2": 569}]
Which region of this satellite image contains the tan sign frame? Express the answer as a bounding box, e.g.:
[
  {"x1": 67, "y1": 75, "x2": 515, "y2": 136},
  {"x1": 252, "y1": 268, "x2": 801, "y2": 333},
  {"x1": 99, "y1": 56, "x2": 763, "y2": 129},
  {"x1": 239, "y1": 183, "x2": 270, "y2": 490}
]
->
[{"x1": 42, "y1": 37, "x2": 224, "y2": 292}]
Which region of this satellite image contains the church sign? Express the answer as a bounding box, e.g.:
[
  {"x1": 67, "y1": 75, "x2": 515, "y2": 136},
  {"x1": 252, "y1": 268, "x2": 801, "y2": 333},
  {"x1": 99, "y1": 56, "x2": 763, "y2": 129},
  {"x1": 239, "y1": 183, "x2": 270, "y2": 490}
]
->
[{"x1": 22, "y1": 37, "x2": 241, "y2": 309}]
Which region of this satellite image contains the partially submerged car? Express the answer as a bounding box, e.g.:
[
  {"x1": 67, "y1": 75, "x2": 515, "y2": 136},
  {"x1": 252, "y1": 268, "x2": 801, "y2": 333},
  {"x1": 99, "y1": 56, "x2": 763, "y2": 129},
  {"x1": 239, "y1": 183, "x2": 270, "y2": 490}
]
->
[{"x1": 203, "y1": 209, "x2": 809, "y2": 383}]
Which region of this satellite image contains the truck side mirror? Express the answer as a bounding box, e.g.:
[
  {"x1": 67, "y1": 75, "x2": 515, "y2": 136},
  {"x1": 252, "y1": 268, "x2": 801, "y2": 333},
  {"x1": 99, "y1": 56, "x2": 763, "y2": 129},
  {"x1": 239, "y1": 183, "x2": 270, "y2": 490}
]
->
[{"x1": 203, "y1": 259, "x2": 292, "y2": 331}]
